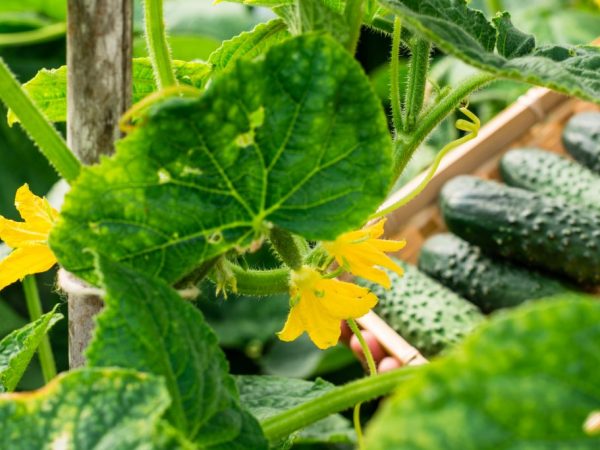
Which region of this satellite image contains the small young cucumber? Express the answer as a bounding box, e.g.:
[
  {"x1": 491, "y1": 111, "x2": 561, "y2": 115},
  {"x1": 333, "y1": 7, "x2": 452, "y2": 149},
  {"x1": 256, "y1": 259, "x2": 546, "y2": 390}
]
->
[
  {"x1": 367, "y1": 259, "x2": 484, "y2": 357},
  {"x1": 500, "y1": 148, "x2": 600, "y2": 211},
  {"x1": 440, "y1": 176, "x2": 600, "y2": 285},
  {"x1": 562, "y1": 111, "x2": 600, "y2": 173},
  {"x1": 418, "y1": 233, "x2": 574, "y2": 313}
]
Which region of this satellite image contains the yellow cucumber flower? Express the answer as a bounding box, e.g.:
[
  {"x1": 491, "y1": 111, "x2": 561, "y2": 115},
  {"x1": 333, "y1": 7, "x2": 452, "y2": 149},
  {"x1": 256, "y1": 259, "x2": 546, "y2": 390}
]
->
[
  {"x1": 0, "y1": 184, "x2": 58, "y2": 291},
  {"x1": 278, "y1": 266, "x2": 377, "y2": 349},
  {"x1": 322, "y1": 219, "x2": 406, "y2": 289}
]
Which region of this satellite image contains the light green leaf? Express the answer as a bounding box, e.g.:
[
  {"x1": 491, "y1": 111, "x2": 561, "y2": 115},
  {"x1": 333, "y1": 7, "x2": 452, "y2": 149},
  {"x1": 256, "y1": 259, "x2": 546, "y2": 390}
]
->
[
  {"x1": 365, "y1": 296, "x2": 600, "y2": 449},
  {"x1": 274, "y1": 0, "x2": 350, "y2": 43},
  {"x1": 87, "y1": 255, "x2": 268, "y2": 450},
  {"x1": 237, "y1": 375, "x2": 355, "y2": 445},
  {"x1": 0, "y1": 0, "x2": 66, "y2": 21},
  {"x1": 50, "y1": 34, "x2": 392, "y2": 284},
  {"x1": 209, "y1": 19, "x2": 290, "y2": 74},
  {"x1": 7, "y1": 57, "x2": 211, "y2": 125},
  {"x1": 380, "y1": 0, "x2": 600, "y2": 104},
  {"x1": 0, "y1": 368, "x2": 172, "y2": 449},
  {"x1": 0, "y1": 306, "x2": 61, "y2": 393}
]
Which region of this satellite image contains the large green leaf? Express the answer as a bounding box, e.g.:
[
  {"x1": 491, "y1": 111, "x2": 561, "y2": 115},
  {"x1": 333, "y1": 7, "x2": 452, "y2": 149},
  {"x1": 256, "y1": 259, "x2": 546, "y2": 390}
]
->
[
  {"x1": 365, "y1": 295, "x2": 600, "y2": 449},
  {"x1": 0, "y1": 368, "x2": 173, "y2": 449},
  {"x1": 380, "y1": 0, "x2": 600, "y2": 104},
  {"x1": 237, "y1": 375, "x2": 355, "y2": 445},
  {"x1": 0, "y1": 306, "x2": 61, "y2": 393},
  {"x1": 7, "y1": 57, "x2": 211, "y2": 125},
  {"x1": 209, "y1": 19, "x2": 290, "y2": 74},
  {"x1": 87, "y1": 255, "x2": 268, "y2": 450},
  {"x1": 50, "y1": 34, "x2": 392, "y2": 284}
]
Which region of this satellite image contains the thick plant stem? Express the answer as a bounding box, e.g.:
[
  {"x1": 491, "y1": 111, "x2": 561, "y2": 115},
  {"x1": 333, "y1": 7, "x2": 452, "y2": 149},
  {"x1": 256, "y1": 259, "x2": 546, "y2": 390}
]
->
[
  {"x1": 344, "y1": 0, "x2": 364, "y2": 54},
  {"x1": 0, "y1": 59, "x2": 80, "y2": 182},
  {"x1": 394, "y1": 72, "x2": 496, "y2": 179},
  {"x1": 66, "y1": 0, "x2": 132, "y2": 367},
  {"x1": 0, "y1": 22, "x2": 66, "y2": 47},
  {"x1": 403, "y1": 38, "x2": 431, "y2": 132},
  {"x1": 22, "y1": 276, "x2": 57, "y2": 383},
  {"x1": 144, "y1": 0, "x2": 176, "y2": 89},
  {"x1": 390, "y1": 17, "x2": 403, "y2": 134},
  {"x1": 261, "y1": 367, "x2": 416, "y2": 442},
  {"x1": 269, "y1": 227, "x2": 304, "y2": 271}
]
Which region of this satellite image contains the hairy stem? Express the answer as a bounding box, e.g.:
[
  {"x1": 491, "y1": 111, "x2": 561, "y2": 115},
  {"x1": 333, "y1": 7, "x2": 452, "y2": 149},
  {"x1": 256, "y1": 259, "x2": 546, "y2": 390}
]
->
[
  {"x1": 390, "y1": 17, "x2": 403, "y2": 133},
  {"x1": 227, "y1": 262, "x2": 290, "y2": 296},
  {"x1": 144, "y1": 0, "x2": 176, "y2": 89},
  {"x1": 0, "y1": 59, "x2": 80, "y2": 182},
  {"x1": 394, "y1": 72, "x2": 496, "y2": 179},
  {"x1": 261, "y1": 367, "x2": 416, "y2": 442},
  {"x1": 403, "y1": 38, "x2": 431, "y2": 132},
  {"x1": 0, "y1": 22, "x2": 66, "y2": 47},
  {"x1": 22, "y1": 276, "x2": 57, "y2": 383},
  {"x1": 269, "y1": 227, "x2": 304, "y2": 270}
]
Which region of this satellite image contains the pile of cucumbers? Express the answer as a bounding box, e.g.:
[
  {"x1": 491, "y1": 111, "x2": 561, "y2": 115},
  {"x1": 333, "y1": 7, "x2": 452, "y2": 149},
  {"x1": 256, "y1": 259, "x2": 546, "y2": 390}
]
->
[{"x1": 368, "y1": 111, "x2": 600, "y2": 357}]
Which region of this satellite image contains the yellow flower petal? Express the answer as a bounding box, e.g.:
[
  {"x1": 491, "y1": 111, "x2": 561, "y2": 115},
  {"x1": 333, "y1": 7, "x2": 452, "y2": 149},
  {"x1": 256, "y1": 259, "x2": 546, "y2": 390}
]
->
[
  {"x1": 0, "y1": 245, "x2": 56, "y2": 291},
  {"x1": 277, "y1": 266, "x2": 377, "y2": 349},
  {"x1": 323, "y1": 219, "x2": 405, "y2": 288},
  {"x1": 14, "y1": 184, "x2": 58, "y2": 228},
  {"x1": 0, "y1": 217, "x2": 50, "y2": 248}
]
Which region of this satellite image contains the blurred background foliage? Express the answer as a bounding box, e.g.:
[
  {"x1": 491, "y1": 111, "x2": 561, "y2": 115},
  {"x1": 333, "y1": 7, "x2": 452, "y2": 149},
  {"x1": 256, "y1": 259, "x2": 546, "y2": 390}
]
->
[{"x1": 0, "y1": 1, "x2": 598, "y2": 447}]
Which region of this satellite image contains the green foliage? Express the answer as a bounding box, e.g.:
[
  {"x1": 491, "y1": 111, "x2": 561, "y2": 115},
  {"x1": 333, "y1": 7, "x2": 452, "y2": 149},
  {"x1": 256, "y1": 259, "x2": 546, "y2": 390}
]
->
[
  {"x1": 209, "y1": 20, "x2": 290, "y2": 74},
  {"x1": 0, "y1": 306, "x2": 61, "y2": 392},
  {"x1": 87, "y1": 255, "x2": 268, "y2": 449},
  {"x1": 380, "y1": 0, "x2": 600, "y2": 104},
  {"x1": 237, "y1": 375, "x2": 355, "y2": 445},
  {"x1": 0, "y1": 0, "x2": 66, "y2": 21},
  {"x1": 0, "y1": 368, "x2": 181, "y2": 449},
  {"x1": 365, "y1": 296, "x2": 600, "y2": 449},
  {"x1": 49, "y1": 34, "x2": 392, "y2": 284},
  {"x1": 8, "y1": 58, "x2": 211, "y2": 124}
]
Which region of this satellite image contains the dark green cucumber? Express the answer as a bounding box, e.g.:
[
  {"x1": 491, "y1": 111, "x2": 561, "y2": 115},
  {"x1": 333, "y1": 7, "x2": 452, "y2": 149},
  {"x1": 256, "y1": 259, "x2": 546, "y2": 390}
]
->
[
  {"x1": 562, "y1": 112, "x2": 600, "y2": 173},
  {"x1": 440, "y1": 176, "x2": 600, "y2": 285},
  {"x1": 500, "y1": 148, "x2": 600, "y2": 211},
  {"x1": 418, "y1": 233, "x2": 574, "y2": 313},
  {"x1": 367, "y1": 260, "x2": 484, "y2": 357}
]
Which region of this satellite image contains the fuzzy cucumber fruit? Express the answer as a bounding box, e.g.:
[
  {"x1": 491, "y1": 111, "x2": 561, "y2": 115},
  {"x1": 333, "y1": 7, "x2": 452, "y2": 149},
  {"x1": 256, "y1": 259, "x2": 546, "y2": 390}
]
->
[
  {"x1": 562, "y1": 111, "x2": 600, "y2": 173},
  {"x1": 500, "y1": 148, "x2": 600, "y2": 211},
  {"x1": 440, "y1": 176, "x2": 600, "y2": 285},
  {"x1": 418, "y1": 233, "x2": 574, "y2": 313},
  {"x1": 367, "y1": 259, "x2": 484, "y2": 357}
]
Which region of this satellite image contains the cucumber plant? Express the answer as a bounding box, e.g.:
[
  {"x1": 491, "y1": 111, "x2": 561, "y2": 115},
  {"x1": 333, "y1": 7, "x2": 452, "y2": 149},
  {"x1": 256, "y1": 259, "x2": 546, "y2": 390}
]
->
[{"x1": 0, "y1": 0, "x2": 599, "y2": 449}]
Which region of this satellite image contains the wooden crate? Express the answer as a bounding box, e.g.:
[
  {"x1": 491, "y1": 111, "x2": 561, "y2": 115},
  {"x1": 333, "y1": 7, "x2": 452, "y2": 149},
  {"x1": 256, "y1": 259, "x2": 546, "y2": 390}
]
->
[{"x1": 357, "y1": 87, "x2": 600, "y2": 366}]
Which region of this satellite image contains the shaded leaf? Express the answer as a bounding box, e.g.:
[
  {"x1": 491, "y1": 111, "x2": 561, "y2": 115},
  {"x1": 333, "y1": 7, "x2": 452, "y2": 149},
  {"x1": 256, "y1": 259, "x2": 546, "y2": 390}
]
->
[
  {"x1": 380, "y1": 0, "x2": 600, "y2": 103},
  {"x1": 50, "y1": 34, "x2": 392, "y2": 284},
  {"x1": 0, "y1": 368, "x2": 172, "y2": 449},
  {"x1": 87, "y1": 255, "x2": 268, "y2": 449},
  {"x1": 365, "y1": 296, "x2": 600, "y2": 449},
  {"x1": 7, "y1": 58, "x2": 211, "y2": 125},
  {"x1": 238, "y1": 375, "x2": 355, "y2": 445},
  {"x1": 0, "y1": 306, "x2": 61, "y2": 393}
]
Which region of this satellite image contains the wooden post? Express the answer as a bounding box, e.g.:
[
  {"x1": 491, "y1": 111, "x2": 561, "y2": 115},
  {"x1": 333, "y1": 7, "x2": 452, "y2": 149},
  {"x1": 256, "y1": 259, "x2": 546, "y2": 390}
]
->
[{"x1": 66, "y1": 0, "x2": 132, "y2": 367}]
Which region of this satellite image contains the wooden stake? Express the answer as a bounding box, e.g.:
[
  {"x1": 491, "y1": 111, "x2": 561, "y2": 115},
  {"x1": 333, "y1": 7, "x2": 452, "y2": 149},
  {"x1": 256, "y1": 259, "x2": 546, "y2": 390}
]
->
[{"x1": 66, "y1": 0, "x2": 132, "y2": 367}]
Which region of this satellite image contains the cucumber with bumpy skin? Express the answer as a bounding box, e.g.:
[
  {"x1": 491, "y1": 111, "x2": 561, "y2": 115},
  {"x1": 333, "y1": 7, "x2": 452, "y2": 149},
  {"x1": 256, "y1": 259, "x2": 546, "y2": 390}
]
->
[
  {"x1": 562, "y1": 112, "x2": 600, "y2": 173},
  {"x1": 440, "y1": 176, "x2": 600, "y2": 285},
  {"x1": 368, "y1": 260, "x2": 484, "y2": 357},
  {"x1": 418, "y1": 233, "x2": 574, "y2": 313},
  {"x1": 500, "y1": 148, "x2": 600, "y2": 211}
]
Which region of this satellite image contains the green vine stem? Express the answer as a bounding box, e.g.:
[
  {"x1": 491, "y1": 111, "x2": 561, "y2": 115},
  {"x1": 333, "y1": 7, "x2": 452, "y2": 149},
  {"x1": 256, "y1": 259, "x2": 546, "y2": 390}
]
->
[
  {"x1": 0, "y1": 58, "x2": 81, "y2": 182},
  {"x1": 22, "y1": 276, "x2": 57, "y2": 383},
  {"x1": 347, "y1": 319, "x2": 377, "y2": 450},
  {"x1": 344, "y1": 0, "x2": 365, "y2": 54},
  {"x1": 226, "y1": 261, "x2": 290, "y2": 296},
  {"x1": 390, "y1": 17, "x2": 403, "y2": 133},
  {"x1": 403, "y1": 38, "x2": 431, "y2": 132},
  {"x1": 269, "y1": 227, "x2": 304, "y2": 270},
  {"x1": 261, "y1": 367, "x2": 417, "y2": 442},
  {"x1": 393, "y1": 72, "x2": 496, "y2": 179},
  {"x1": 0, "y1": 22, "x2": 66, "y2": 47},
  {"x1": 144, "y1": 0, "x2": 176, "y2": 89}
]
